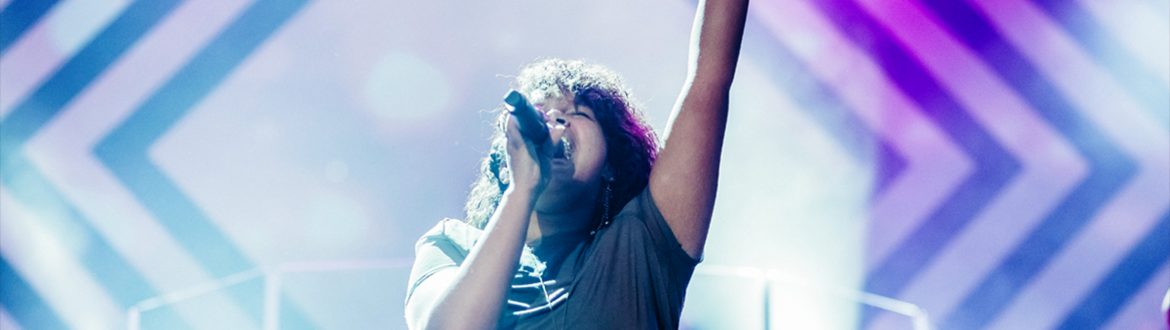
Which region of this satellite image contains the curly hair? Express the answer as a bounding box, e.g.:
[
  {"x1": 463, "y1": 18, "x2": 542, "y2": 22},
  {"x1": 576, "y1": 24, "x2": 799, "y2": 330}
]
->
[{"x1": 463, "y1": 59, "x2": 659, "y2": 229}]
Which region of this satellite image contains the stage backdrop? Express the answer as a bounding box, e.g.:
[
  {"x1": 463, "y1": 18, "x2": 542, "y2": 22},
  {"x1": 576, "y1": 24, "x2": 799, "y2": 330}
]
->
[{"x1": 1, "y1": 0, "x2": 1166, "y2": 329}]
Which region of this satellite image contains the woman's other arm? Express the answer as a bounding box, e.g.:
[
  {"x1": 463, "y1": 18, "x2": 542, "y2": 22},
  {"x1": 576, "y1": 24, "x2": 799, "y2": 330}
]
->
[{"x1": 649, "y1": 0, "x2": 749, "y2": 259}]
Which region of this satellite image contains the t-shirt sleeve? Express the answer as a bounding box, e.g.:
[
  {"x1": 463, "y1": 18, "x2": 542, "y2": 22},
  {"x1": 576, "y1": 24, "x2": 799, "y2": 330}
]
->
[
  {"x1": 404, "y1": 219, "x2": 474, "y2": 304},
  {"x1": 626, "y1": 186, "x2": 702, "y2": 268}
]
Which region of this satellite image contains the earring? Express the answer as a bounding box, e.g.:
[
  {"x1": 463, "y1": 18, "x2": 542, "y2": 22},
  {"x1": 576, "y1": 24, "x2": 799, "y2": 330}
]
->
[
  {"x1": 591, "y1": 179, "x2": 613, "y2": 236},
  {"x1": 499, "y1": 166, "x2": 511, "y2": 184}
]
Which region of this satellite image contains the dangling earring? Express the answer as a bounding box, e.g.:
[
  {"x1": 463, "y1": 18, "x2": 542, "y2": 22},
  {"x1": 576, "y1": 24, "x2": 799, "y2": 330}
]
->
[
  {"x1": 493, "y1": 152, "x2": 511, "y2": 190},
  {"x1": 497, "y1": 166, "x2": 511, "y2": 190},
  {"x1": 591, "y1": 179, "x2": 613, "y2": 236}
]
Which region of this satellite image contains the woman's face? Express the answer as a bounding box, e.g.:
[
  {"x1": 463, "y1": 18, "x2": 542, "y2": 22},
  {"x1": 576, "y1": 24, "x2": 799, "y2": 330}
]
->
[{"x1": 532, "y1": 94, "x2": 608, "y2": 211}]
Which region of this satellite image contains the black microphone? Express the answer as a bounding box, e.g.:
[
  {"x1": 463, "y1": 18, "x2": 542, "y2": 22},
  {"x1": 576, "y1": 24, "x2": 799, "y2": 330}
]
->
[{"x1": 504, "y1": 90, "x2": 550, "y2": 145}]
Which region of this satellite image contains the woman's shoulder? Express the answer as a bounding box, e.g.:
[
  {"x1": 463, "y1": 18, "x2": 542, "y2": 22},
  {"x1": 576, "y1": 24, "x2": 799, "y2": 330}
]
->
[{"x1": 415, "y1": 218, "x2": 483, "y2": 256}]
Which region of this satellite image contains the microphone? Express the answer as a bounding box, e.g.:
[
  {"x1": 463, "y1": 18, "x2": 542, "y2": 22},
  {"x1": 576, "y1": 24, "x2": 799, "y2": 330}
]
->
[{"x1": 504, "y1": 90, "x2": 549, "y2": 145}]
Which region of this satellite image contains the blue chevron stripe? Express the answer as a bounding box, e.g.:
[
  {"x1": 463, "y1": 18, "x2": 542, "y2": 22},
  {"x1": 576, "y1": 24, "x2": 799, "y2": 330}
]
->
[
  {"x1": 92, "y1": 0, "x2": 313, "y2": 326},
  {"x1": 0, "y1": 0, "x2": 58, "y2": 55},
  {"x1": 0, "y1": 255, "x2": 68, "y2": 329},
  {"x1": 945, "y1": 160, "x2": 1135, "y2": 329},
  {"x1": 94, "y1": 0, "x2": 306, "y2": 279},
  {"x1": 1030, "y1": 0, "x2": 1170, "y2": 129},
  {"x1": 0, "y1": 0, "x2": 180, "y2": 160},
  {"x1": 0, "y1": 159, "x2": 161, "y2": 307},
  {"x1": 740, "y1": 18, "x2": 899, "y2": 189},
  {"x1": 0, "y1": 0, "x2": 187, "y2": 326},
  {"x1": 803, "y1": 1, "x2": 1022, "y2": 325},
  {"x1": 1057, "y1": 211, "x2": 1170, "y2": 328},
  {"x1": 901, "y1": 2, "x2": 1140, "y2": 328},
  {"x1": 873, "y1": 142, "x2": 906, "y2": 199}
]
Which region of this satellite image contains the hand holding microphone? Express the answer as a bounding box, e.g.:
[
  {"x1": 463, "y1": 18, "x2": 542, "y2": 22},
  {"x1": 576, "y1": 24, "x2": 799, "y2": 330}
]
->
[
  {"x1": 504, "y1": 90, "x2": 550, "y2": 145},
  {"x1": 505, "y1": 90, "x2": 570, "y2": 157},
  {"x1": 501, "y1": 90, "x2": 555, "y2": 194}
]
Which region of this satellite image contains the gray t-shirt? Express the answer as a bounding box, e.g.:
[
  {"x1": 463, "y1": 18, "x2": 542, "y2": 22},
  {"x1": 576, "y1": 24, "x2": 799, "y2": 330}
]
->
[{"x1": 406, "y1": 187, "x2": 700, "y2": 329}]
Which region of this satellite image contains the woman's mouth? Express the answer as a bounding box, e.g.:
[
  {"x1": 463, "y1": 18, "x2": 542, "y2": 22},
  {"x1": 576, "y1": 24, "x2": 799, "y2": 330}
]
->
[
  {"x1": 552, "y1": 136, "x2": 572, "y2": 161},
  {"x1": 548, "y1": 137, "x2": 574, "y2": 180},
  {"x1": 548, "y1": 136, "x2": 574, "y2": 179}
]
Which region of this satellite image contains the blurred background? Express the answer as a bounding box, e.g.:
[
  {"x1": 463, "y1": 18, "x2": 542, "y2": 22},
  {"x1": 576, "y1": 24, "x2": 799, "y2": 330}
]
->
[{"x1": 1, "y1": 0, "x2": 1166, "y2": 329}]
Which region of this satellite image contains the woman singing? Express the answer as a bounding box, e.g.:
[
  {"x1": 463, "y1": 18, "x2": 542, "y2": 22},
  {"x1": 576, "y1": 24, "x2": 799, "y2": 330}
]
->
[{"x1": 405, "y1": 0, "x2": 748, "y2": 328}]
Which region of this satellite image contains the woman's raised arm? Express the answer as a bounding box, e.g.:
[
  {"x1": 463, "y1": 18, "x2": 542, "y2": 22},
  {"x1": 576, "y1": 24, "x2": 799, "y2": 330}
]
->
[{"x1": 649, "y1": 0, "x2": 749, "y2": 259}]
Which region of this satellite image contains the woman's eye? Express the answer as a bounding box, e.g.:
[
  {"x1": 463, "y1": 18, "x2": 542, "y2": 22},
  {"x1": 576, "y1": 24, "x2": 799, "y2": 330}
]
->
[{"x1": 571, "y1": 112, "x2": 592, "y2": 119}]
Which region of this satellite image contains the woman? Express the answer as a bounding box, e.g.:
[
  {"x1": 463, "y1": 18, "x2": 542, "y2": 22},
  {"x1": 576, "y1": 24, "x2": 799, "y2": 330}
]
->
[{"x1": 405, "y1": 0, "x2": 748, "y2": 328}]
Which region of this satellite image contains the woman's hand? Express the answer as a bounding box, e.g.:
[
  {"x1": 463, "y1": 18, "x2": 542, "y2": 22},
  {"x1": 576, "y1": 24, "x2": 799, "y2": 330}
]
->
[
  {"x1": 503, "y1": 109, "x2": 552, "y2": 197},
  {"x1": 406, "y1": 106, "x2": 554, "y2": 330}
]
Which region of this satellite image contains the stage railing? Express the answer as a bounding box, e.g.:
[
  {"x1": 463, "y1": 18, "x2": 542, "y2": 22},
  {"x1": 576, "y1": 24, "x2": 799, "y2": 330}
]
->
[
  {"x1": 691, "y1": 265, "x2": 932, "y2": 330},
  {"x1": 126, "y1": 260, "x2": 930, "y2": 329},
  {"x1": 126, "y1": 259, "x2": 413, "y2": 330}
]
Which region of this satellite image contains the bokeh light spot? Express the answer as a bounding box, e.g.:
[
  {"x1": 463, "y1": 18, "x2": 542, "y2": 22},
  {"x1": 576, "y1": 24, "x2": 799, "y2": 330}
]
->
[{"x1": 363, "y1": 51, "x2": 451, "y2": 123}]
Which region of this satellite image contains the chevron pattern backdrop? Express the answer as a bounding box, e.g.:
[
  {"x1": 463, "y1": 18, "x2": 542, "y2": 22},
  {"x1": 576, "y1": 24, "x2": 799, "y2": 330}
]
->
[{"x1": 1, "y1": 0, "x2": 1167, "y2": 329}]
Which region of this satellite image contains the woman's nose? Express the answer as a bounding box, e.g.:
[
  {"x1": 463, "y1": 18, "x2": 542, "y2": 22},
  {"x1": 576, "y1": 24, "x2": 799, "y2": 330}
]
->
[
  {"x1": 545, "y1": 110, "x2": 568, "y2": 126},
  {"x1": 544, "y1": 110, "x2": 569, "y2": 141},
  {"x1": 544, "y1": 110, "x2": 570, "y2": 128}
]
